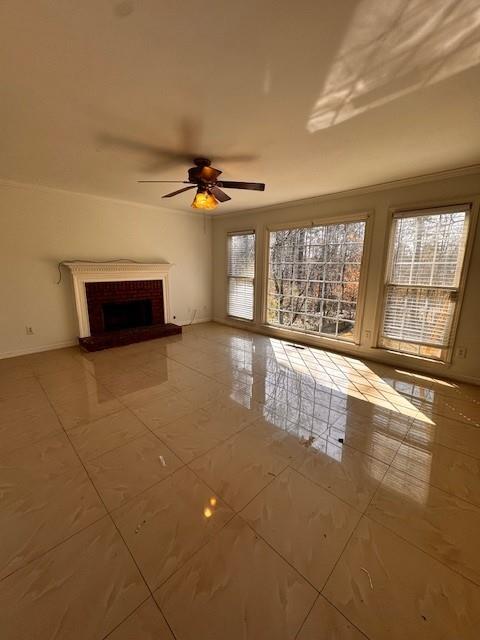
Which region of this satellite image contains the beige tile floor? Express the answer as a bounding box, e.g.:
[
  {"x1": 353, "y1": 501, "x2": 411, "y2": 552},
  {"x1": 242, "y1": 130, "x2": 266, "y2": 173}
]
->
[{"x1": 1, "y1": 322, "x2": 480, "y2": 639}]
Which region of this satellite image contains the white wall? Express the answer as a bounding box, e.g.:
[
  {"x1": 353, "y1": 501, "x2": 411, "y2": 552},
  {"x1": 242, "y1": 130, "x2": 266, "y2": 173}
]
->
[
  {"x1": 212, "y1": 171, "x2": 480, "y2": 384},
  {"x1": 0, "y1": 181, "x2": 212, "y2": 357}
]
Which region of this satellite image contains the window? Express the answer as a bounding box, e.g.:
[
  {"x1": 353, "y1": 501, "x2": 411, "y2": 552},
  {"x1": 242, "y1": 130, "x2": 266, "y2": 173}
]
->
[
  {"x1": 379, "y1": 205, "x2": 471, "y2": 360},
  {"x1": 227, "y1": 231, "x2": 255, "y2": 320},
  {"x1": 266, "y1": 219, "x2": 367, "y2": 340}
]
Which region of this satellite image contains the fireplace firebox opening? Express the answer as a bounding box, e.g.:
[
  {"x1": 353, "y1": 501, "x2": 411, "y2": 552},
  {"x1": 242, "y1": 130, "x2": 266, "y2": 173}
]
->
[{"x1": 102, "y1": 299, "x2": 153, "y2": 332}]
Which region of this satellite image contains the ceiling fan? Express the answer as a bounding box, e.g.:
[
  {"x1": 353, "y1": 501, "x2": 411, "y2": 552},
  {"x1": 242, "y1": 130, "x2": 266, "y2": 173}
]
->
[{"x1": 138, "y1": 157, "x2": 265, "y2": 210}]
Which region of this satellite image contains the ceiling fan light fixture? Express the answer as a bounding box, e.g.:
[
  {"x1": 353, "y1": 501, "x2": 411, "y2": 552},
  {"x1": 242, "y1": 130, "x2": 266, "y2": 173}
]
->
[
  {"x1": 139, "y1": 157, "x2": 265, "y2": 208},
  {"x1": 191, "y1": 189, "x2": 218, "y2": 210}
]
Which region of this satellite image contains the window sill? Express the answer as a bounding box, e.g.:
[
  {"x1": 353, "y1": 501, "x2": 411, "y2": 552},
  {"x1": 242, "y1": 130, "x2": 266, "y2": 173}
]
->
[
  {"x1": 226, "y1": 315, "x2": 255, "y2": 324},
  {"x1": 375, "y1": 347, "x2": 449, "y2": 366},
  {"x1": 261, "y1": 322, "x2": 359, "y2": 347}
]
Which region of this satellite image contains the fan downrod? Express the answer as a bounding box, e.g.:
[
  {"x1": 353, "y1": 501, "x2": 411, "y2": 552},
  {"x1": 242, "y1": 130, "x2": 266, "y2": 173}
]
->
[{"x1": 193, "y1": 157, "x2": 211, "y2": 167}]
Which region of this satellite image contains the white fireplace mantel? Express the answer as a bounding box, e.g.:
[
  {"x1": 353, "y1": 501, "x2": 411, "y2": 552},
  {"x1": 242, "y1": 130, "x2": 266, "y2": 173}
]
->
[{"x1": 64, "y1": 261, "x2": 173, "y2": 338}]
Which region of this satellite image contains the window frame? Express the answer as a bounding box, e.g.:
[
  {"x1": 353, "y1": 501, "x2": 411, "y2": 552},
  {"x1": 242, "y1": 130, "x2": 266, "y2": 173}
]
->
[
  {"x1": 376, "y1": 201, "x2": 477, "y2": 363},
  {"x1": 226, "y1": 228, "x2": 256, "y2": 322},
  {"x1": 261, "y1": 211, "x2": 372, "y2": 345}
]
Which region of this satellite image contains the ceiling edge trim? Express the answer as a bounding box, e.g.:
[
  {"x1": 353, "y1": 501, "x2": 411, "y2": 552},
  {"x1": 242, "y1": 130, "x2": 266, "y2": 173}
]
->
[
  {"x1": 211, "y1": 163, "x2": 480, "y2": 220},
  {"x1": 0, "y1": 177, "x2": 206, "y2": 220}
]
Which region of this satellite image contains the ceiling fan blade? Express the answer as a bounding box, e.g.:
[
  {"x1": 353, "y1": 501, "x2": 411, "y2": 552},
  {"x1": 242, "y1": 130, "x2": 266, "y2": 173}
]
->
[
  {"x1": 178, "y1": 117, "x2": 202, "y2": 157},
  {"x1": 213, "y1": 153, "x2": 257, "y2": 163},
  {"x1": 210, "y1": 186, "x2": 231, "y2": 202},
  {"x1": 219, "y1": 181, "x2": 265, "y2": 191},
  {"x1": 162, "y1": 185, "x2": 196, "y2": 198},
  {"x1": 99, "y1": 134, "x2": 166, "y2": 155},
  {"x1": 100, "y1": 134, "x2": 196, "y2": 163},
  {"x1": 137, "y1": 180, "x2": 190, "y2": 183}
]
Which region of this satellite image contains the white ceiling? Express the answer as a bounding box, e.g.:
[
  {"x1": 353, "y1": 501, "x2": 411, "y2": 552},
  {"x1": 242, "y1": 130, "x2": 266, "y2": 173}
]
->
[{"x1": 1, "y1": 0, "x2": 480, "y2": 213}]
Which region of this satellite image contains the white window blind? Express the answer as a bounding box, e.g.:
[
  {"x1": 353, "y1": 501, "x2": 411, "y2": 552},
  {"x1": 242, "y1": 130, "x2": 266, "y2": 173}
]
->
[
  {"x1": 380, "y1": 206, "x2": 470, "y2": 359},
  {"x1": 227, "y1": 231, "x2": 255, "y2": 320}
]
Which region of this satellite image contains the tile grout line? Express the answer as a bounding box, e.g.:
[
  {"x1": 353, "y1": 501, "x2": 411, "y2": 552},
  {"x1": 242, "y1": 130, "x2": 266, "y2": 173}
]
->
[
  {"x1": 389, "y1": 442, "x2": 480, "y2": 504},
  {"x1": 236, "y1": 468, "x2": 322, "y2": 593},
  {"x1": 399, "y1": 432, "x2": 480, "y2": 464},
  {"x1": 99, "y1": 596, "x2": 152, "y2": 640},
  {"x1": 4, "y1": 331, "x2": 480, "y2": 638},
  {"x1": 105, "y1": 462, "x2": 187, "y2": 513},
  {"x1": 34, "y1": 373, "x2": 180, "y2": 640},
  {"x1": 183, "y1": 423, "x2": 281, "y2": 515},
  {"x1": 292, "y1": 589, "x2": 371, "y2": 640},
  {"x1": 364, "y1": 409, "x2": 480, "y2": 590},
  {"x1": 293, "y1": 593, "x2": 321, "y2": 640},
  {"x1": 166, "y1": 341, "x2": 480, "y2": 436},
  {"x1": 148, "y1": 447, "x2": 301, "y2": 594},
  {"x1": 288, "y1": 403, "x2": 480, "y2": 510},
  {"x1": 11, "y1": 349, "x2": 480, "y2": 492},
  {"x1": 238, "y1": 460, "x2": 373, "y2": 640},
  {"x1": 151, "y1": 509, "x2": 239, "y2": 595},
  {"x1": 29, "y1": 372, "x2": 264, "y2": 552},
  {"x1": 49, "y1": 355, "x2": 252, "y2": 638},
  {"x1": 23, "y1": 356, "x2": 476, "y2": 596},
  {"x1": 236, "y1": 515, "x2": 322, "y2": 599},
  {"x1": 83, "y1": 360, "x2": 280, "y2": 631},
  {"x1": 297, "y1": 429, "x2": 396, "y2": 638},
  {"x1": 362, "y1": 509, "x2": 480, "y2": 590},
  {"x1": 150, "y1": 463, "x2": 292, "y2": 597},
  {"x1": 291, "y1": 462, "x2": 381, "y2": 517},
  {"x1": 121, "y1": 385, "x2": 263, "y2": 479},
  {"x1": 317, "y1": 409, "x2": 480, "y2": 631},
  {"x1": 0, "y1": 511, "x2": 108, "y2": 584}
]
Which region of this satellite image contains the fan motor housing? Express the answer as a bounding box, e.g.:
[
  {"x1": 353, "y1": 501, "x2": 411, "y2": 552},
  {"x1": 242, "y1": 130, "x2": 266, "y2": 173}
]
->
[{"x1": 188, "y1": 164, "x2": 222, "y2": 184}]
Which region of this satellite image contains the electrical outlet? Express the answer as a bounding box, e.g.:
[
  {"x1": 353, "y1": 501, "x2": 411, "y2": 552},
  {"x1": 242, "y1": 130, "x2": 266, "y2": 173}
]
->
[
  {"x1": 25, "y1": 326, "x2": 34, "y2": 335},
  {"x1": 365, "y1": 330, "x2": 371, "y2": 340},
  {"x1": 456, "y1": 346, "x2": 467, "y2": 359}
]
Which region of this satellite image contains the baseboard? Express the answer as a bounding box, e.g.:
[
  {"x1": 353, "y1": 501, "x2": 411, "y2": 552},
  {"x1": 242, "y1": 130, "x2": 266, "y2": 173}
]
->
[
  {"x1": 213, "y1": 317, "x2": 480, "y2": 387},
  {"x1": 0, "y1": 319, "x2": 213, "y2": 360},
  {"x1": 0, "y1": 339, "x2": 79, "y2": 360},
  {"x1": 177, "y1": 316, "x2": 212, "y2": 327},
  {"x1": 448, "y1": 372, "x2": 480, "y2": 386},
  {"x1": 5, "y1": 319, "x2": 477, "y2": 387}
]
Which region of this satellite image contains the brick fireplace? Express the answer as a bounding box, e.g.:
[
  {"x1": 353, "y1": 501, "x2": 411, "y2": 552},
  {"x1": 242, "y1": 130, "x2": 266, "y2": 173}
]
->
[
  {"x1": 64, "y1": 262, "x2": 181, "y2": 350},
  {"x1": 85, "y1": 280, "x2": 164, "y2": 335}
]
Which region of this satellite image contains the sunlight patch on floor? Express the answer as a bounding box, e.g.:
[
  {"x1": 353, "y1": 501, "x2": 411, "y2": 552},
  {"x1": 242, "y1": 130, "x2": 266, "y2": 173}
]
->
[{"x1": 268, "y1": 338, "x2": 431, "y2": 423}]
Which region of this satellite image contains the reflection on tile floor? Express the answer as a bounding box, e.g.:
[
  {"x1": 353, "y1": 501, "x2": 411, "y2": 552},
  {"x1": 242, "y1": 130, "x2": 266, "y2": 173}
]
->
[{"x1": 0, "y1": 322, "x2": 479, "y2": 638}]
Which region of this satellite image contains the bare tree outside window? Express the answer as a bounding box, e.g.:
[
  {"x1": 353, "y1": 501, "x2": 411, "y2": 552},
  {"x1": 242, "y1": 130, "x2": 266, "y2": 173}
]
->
[{"x1": 267, "y1": 221, "x2": 366, "y2": 339}]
